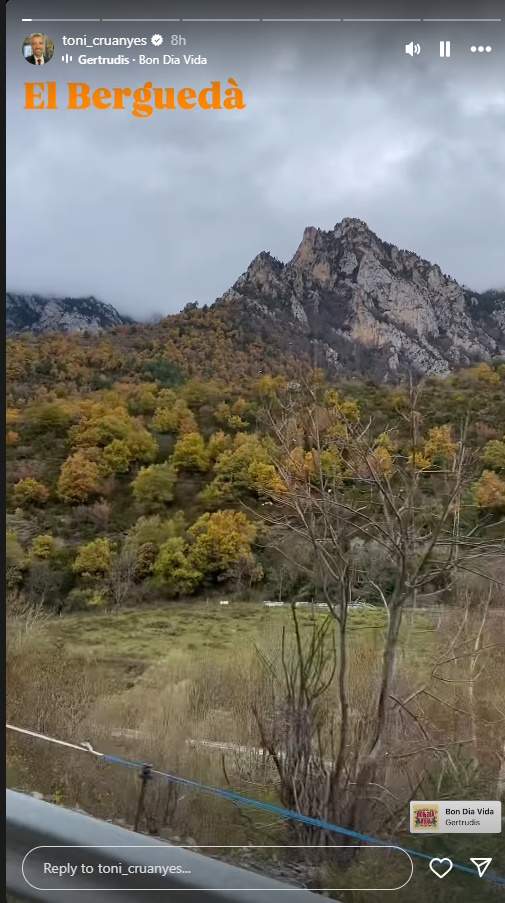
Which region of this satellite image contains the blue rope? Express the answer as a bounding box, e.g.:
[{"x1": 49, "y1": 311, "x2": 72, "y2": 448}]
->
[
  {"x1": 102, "y1": 753, "x2": 147, "y2": 769},
  {"x1": 100, "y1": 753, "x2": 505, "y2": 887}
]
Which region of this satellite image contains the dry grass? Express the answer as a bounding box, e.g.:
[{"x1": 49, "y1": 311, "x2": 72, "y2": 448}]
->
[{"x1": 6, "y1": 602, "x2": 505, "y2": 856}]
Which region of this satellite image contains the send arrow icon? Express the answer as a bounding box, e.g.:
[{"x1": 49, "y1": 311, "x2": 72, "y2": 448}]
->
[{"x1": 470, "y1": 858, "x2": 492, "y2": 878}]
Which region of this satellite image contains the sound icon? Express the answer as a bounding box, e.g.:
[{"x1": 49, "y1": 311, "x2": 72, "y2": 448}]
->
[{"x1": 405, "y1": 41, "x2": 421, "y2": 56}]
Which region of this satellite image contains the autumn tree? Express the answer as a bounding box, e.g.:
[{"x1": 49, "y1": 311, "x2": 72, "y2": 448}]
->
[
  {"x1": 466, "y1": 361, "x2": 501, "y2": 385},
  {"x1": 155, "y1": 388, "x2": 177, "y2": 407},
  {"x1": 188, "y1": 509, "x2": 258, "y2": 577},
  {"x1": 214, "y1": 400, "x2": 249, "y2": 430},
  {"x1": 474, "y1": 469, "x2": 505, "y2": 512},
  {"x1": 25, "y1": 401, "x2": 73, "y2": 437},
  {"x1": 152, "y1": 398, "x2": 197, "y2": 435},
  {"x1": 207, "y1": 430, "x2": 231, "y2": 462},
  {"x1": 200, "y1": 433, "x2": 277, "y2": 503},
  {"x1": 124, "y1": 429, "x2": 158, "y2": 464},
  {"x1": 13, "y1": 478, "x2": 50, "y2": 507},
  {"x1": 255, "y1": 374, "x2": 288, "y2": 401},
  {"x1": 102, "y1": 439, "x2": 133, "y2": 475},
  {"x1": 151, "y1": 406, "x2": 177, "y2": 433},
  {"x1": 69, "y1": 403, "x2": 157, "y2": 464},
  {"x1": 171, "y1": 431, "x2": 209, "y2": 473},
  {"x1": 482, "y1": 438, "x2": 505, "y2": 472},
  {"x1": 181, "y1": 378, "x2": 222, "y2": 409},
  {"x1": 126, "y1": 383, "x2": 158, "y2": 415},
  {"x1": 125, "y1": 513, "x2": 186, "y2": 578},
  {"x1": 6, "y1": 407, "x2": 21, "y2": 430},
  {"x1": 31, "y1": 534, "x2": 57, "y2": 560},
  {"x1": 176, "y1": 404, "x2": 199, "y2": 436},
  {"x1": 132, "y1": 462, "x2": 177, "y2": 512},
  {"x1": 152, "y1": 510, "x2": 260, "y2": 593},
  {"x1": 153, "y1": 537, "x2": 203, "y2": 596},
  {"x1": 6, "y1": 408, "x2": 21, "y2": 445},
  {"x1": 57, "y1": 451, "x2": 101, "y2": 504},
  {"x1": 73, "y1": 538, "x2": 113, "y2": 576}
]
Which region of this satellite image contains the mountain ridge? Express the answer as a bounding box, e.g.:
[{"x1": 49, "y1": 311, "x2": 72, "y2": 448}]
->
[
  {"x1": 7, "y1": 219, "x2": 505, "y2": 380},
  {"x1": 6, "y1": 293, "x2": 132, "y2": 335}
]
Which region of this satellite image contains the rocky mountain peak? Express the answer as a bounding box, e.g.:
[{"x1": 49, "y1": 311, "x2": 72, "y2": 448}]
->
[
  {"x1": 229, "y1": 250, "x2": 284, "y2": 303},
  {"x1": 334, "y1": 216, "x2": 376, "y2": 242},
  {"x1": 219, "y1": 219, "x2": 505, "y2": 380}
]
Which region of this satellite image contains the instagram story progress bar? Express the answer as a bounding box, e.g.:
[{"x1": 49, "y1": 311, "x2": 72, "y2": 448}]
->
[{"x1": 19, "y1": 15, "x2": 503, "y2": 23}]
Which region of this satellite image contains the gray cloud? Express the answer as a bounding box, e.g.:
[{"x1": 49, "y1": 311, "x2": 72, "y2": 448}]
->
[{"x1": 7, "y1": 4, "x2": 505, "y2": 317}]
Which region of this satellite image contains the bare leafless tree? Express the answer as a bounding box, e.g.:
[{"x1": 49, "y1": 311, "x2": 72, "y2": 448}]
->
[
  {"x1": 253, "y1": 607, "x2": 338, "y2": 840},
  {"x1": 251, "y1": 380, "x2": 505, "y2": 834},
  {"x1": 107, "y1": 546, "x2": 137, "y2": 607}
]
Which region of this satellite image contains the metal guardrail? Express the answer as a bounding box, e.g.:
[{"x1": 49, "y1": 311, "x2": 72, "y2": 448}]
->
[{"x1": 6, "y1": 790, "x2": 334, "y2": 902}]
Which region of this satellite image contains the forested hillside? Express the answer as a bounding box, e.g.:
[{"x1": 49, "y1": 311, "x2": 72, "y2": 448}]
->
[{"x1": 7, "y1": 313, "x2": 505, "y2": 614}]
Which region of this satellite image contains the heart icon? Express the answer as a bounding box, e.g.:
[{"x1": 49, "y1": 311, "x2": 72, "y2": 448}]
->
[{"x1": 429, "y1": 858, "x2": 453, "y2": 879}]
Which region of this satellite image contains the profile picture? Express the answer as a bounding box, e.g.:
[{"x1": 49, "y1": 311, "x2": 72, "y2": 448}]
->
[{"x1": 22, "y1": 33, "x2": 54, "y2": 66}]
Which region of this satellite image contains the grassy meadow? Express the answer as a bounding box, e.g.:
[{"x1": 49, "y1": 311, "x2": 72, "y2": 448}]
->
[{"x1": 7, "y1": 600, "x2": 505, "y2": 901}]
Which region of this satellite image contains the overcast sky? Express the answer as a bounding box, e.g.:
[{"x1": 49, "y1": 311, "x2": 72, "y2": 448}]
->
[{"x1": 6, "y1": 1, "x2": 505, "y2": 318}]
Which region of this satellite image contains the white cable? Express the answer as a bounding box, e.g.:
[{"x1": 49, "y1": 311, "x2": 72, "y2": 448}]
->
[{"x1": 6, "y1": 723, "x2": 104, "y2": 757}]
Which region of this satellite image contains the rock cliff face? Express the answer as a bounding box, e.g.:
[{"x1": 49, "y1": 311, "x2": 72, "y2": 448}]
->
[
  {"x1": 218, "y1": 218, "x2": 505, "y2": 379},
  {"x1": 6, "y1": 294, "x2": 131, "y2": 335}
]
